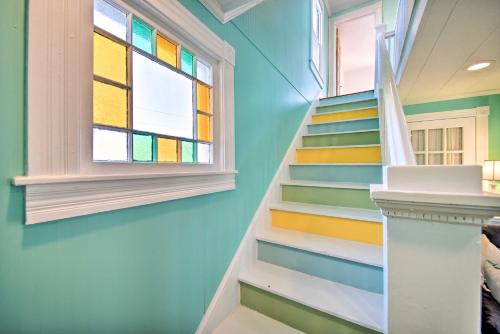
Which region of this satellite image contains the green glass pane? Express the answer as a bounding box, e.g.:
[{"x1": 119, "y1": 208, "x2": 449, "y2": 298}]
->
[
  {"x1": 133, "y1": 133, "x2": 153, "y2": 161},
  {"x1": 181, "y1": 141, "x2": 195, "y2": 163},
  {"x1": 181, "y1": 48, "x2": 194, "y2": 76},
  {"x1": 132, "y1": 17, "x2": 153, "y2": 54}
]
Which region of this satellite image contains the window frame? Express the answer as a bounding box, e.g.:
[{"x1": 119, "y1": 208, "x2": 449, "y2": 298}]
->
[
  {"x1": 310, "y1": 0, "x2": 325, "y2": 87},
  {"x1": 14, "y1": 0, "x2": 236, "y2": 224}
]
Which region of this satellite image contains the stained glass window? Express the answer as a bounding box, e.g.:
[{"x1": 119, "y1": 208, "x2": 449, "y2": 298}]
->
[{"x1": 93, "y1": 0, "x2": 213, "y2": 164}]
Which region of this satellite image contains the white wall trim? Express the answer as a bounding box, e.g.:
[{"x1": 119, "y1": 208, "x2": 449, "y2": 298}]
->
[
  {"x1": 195, "y1": 93, "x2": 321, "y2": 334},
  {"x1": 328, "y1": 1, "x2": 382, "y2": 97},
  {"x1": 199, "y1": 0, "x2": 264, "y2": 24},
  {"x1": 19, "y1": 0, "x2": 236, "y2": 224},
  {"x1": 403, "y1": 90, "x2": 500, "y2": 106}
]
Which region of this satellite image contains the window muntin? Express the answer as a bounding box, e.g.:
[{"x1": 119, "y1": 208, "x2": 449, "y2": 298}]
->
[{"x1": 93, "y1": 0, "x2": 214, "y2": 165}]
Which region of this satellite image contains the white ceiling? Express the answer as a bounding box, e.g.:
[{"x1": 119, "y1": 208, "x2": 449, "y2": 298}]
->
[
  {"x1": 398, "y1": 0, "x2": 500, "y2": 104},
  {"x1": 327, "y1": 0, "x2": 373, "y2": 15}
]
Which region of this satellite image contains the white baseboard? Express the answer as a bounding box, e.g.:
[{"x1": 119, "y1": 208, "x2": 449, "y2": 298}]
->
[{"x1": 195, "y1": 92, "x2": 320, "y2": 333}]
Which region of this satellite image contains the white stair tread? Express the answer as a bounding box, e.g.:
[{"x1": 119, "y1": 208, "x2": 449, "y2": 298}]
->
[
  {"x1": 282, "y1": 180, "x2": 371, "y2": 190},
  {"x1": 303, "y1": 129, "x2": 380, "y2": 137},
  {"x1": 308, "y1": 116, "x2": 379, "y2": 125},
  {"x1": 290, "y1": 163, "x2": 382, "y2": 166},
  {"x1": 213, "y1": 306, "x2": 304, "y2": 334},
  {"x1": 298, "y1": 144, "x2": 381, "y2": 149},
  {"x1": 256, "y1": 227, "x2": 383, "y2": 267},
  {"x1": 239, "y1": 261, "x2": 383, "y2": 332},
  {"x1": 270, "y1": 201, "x2": 383, "y2": 223}
]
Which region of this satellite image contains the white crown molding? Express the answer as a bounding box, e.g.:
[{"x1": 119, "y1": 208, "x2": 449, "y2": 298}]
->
[
  {"x1": 405, "y1": 106, "x2": 489, "y2": 123},
  {"x1": 199, "y1": 0, "x2": 264, "y2": 24}
]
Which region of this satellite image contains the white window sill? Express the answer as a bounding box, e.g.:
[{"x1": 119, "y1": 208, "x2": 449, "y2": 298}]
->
[{"x1": 13, "y1": 170, "x2": 237, "y2": 225}]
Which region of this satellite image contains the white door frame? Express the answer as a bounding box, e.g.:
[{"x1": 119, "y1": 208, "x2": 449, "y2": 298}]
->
[{"x1": 328, "y1": 1, "x2": 382, "y2": 97}]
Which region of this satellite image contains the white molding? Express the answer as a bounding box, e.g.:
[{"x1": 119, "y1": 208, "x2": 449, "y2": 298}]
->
[
  {"x1": 199, "y1": 0, "x2": 264, "y2": 24},
  {"x1": 329, "y1": 1, "x2": 382, "y2": 97},
  {"x1": 21, "y1": 0, "x2": 236, "y2": 224},
  {"x1": 195, "y1": 93, "x2": 321, "y2": 334},
  {"x1": 402, "y1": 89, "x2": 500, "y2": 106}
]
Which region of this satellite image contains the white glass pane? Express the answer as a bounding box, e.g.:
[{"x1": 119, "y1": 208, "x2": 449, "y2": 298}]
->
[
  {"x1": 94, "y1": 0, "x2": 127, "y2": 40},
  {"x1": 415, "y1": 153, "x2": 426, "y2": 165},
  {"x1": 311, "y1": 40, "x2": 320, "y2": 69},
  {"x1": 197, "y1": 143, "x2": 211, "y2": 164},
  {"x1": 196, "y1": 59, "x2": 212, "y2": 85},
  {"x1": 429, "y1": 153, "x2": 444, "y2": 165},
  {"x1": 133, "y1": 51, "x2": 194, "y2": 139},
  {"x1": 447, "y1": 127, "x2": 463, "y2": 151},
  {"x1": 447, "y1": 153, "x2": 463, "y2": 165},
  {"x1": 428, "y1": 128, "x2": 443, "y2": 151},
  {"x1": 411, "y1": 130, "x2": 425, "y2": 151},
  {"x1": 93, "y1": 128, "x2": 128, "y2": 161}
]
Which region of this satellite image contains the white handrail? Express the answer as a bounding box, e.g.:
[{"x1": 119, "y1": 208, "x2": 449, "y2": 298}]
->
[{"x1": 375, "y1": 24, "x2": 416, "y2": 166}]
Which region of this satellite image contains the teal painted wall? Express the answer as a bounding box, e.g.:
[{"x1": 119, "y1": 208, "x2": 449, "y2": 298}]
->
[
  {"x1": 403, "y1": 94, "x2": 500, "y2": 160},
  {"x1": 383, "y1": 0, "x2": 398, "y2": 30},
  {"x1": 0, "y1": 0, "x2": 322, "y2": 332}
]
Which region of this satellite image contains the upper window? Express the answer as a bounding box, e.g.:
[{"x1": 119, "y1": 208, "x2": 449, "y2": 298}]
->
[
  {"x1": 93, "y1": 0, "x2": 213, "y2": 165},
  {"x1": 310, "y1": 0, "x2": 324, "y2": 86}
]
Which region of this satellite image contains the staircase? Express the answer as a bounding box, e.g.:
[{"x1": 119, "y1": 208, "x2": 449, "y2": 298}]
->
[{"x1": 214, "y1": 91, "x2": 384, "y2": 334}]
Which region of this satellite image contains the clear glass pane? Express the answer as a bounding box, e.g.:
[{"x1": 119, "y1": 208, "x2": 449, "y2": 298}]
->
[
  {"x1": 132, "y1": 17, "x2": 153, "y2": 54},
  {"x1": 447, "y1": 127, "x2": 463, "y2": 151},
  {"x1": 428, "y1": 128, "x2": 443, "y2": 151},
  {"x1": 196, "y1": 59, "x2": 212, "y2": 85},
  {"x1": 94, "y1": 0, "x2": 127, "y2": 40},
  {"x1": 181, "y1": 141, "x2": 195, "y2": 163},
  {"x1": 181, "y1": 48, "x2": 194, "y2": 76},
  {"x1": 156, "y1": 35, "x2": 177, "y2": 67},
  {"x1": 447, "y1": 153, "x2": 463, "y2": 165},
  {"x1": 93, "y1": 128, "x2": 128, "y2": 161},
  {"x1": 197, "y1": 113, "x2": 212, "y2": 142},
  {"x1": 411, "y1": 130, "x2": 425, "y2": 151},
  {"x1": 94, "y1": 32, "x2": 127, "y2": 84},
  {"x1": 132, "y1": 51, "x2": 194, "y2": 138},
  {"x1": 133, "y1": 133, "x2": 153, "y2": 162},
  {"x1": 429, "y1": 153, "x2": 444, "y2": 165},
  {"x1": 415, "y1": 153, "x2": 426, "y2": 165},
  {"x1": 93, "y1": 81, "x2": 128, "y2": 128},
  {"x1": 158, "y1": 138, "x2": 178, "y2": 163},
  {"x1": 197, "y1": 82, "x2": 211, "y2": 114},
  {"x1": 197, "y1": 143, "x2": 211, "y2": 164}
]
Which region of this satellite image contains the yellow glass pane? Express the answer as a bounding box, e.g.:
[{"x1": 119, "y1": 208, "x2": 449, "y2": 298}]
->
[
  {"x1": 94, "y1": 32, "x2": 127, "y2": 84},
  {"x1": 93, "y1": 81, "x2": 128, "y2": 128},
  {"x1": 156, "y1": 35, "x2": 177, "y2": 68},
  {"x1": 197, "y1": 113, "x2": 212, "y2": 142},
  {"x1": 197, "y1": 82, "x2": 211, "y2": 114},
  {"x1": 158, "y1": 138, "x2": 178, "y2": 162}
]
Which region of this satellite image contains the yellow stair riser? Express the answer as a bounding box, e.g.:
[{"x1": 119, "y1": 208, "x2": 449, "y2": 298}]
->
[
  {"x1": 272, "y1": 210, "x2": 382, "y2": 245},
  {"x1": 296, "y1": 146, "x2": 381, "y2": 163},
  {"x1": 312, "y1": 108, "x2": 378, "y2": 124}
]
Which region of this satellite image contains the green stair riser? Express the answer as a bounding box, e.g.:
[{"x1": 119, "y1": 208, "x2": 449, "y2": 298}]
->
[
  {"x1": 308, "y1": 118, "x2": 379, "y2": 134},
  {"x1": 258, "y1": 241, "x2": 383, "y2": 293},
  {"x1": 303, "y1": 131, "x2": 380, "y2": 147},
  {"x1": 240, "y1": 283, "x2": 380, "y2": 334},
  {"x1": 289, "y1": 165, "x2": 382, "y2": 184},
  {"x1": 319, "y1": 91, "x2": 375, "y2": 107},
  {"x1": 282, "y1": 185, "x2": 378, "y2": 210},
  {"x1": 316, "y1": 99, "x2": 378, "y2": 114}
]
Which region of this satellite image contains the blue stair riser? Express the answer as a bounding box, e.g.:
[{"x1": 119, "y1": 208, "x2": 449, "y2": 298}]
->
[
  {"x1": 289, "y1": 165, "x2": 382, "y2": 184},
  {"x1": 319, "y1": 91, "x2": 375, "y2": 107},
  {"x1": 316, "y1": 99, "x2": 378, "y2": 114},
  {"x1": 258, "y1": 241, "x2": 383, "y2": 294},
  {"x1": 308, "y1": 118, "x2": 379, "y2": 135}
]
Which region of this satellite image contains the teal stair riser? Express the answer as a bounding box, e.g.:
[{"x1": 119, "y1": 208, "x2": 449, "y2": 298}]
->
[
  {"x1": 289, "y1": 165, "x2": 382, "y2": 184},
  {"x1": 258, "y1": 241, "x2": 383, "y2": 294},
  {"x1": 303, "y1": 131, "x2": 380, "y2": 147},
  {"x1": 316, "y1": 99, "x2": 377, "y2": 114},
  {"x1": 282, "y1": 185, "x2": 378, "y2": 210},
  {"x1": 308, "y1": 118, "x2": 379, "y2": 134},
  {"x1": 319, "y1": 91, "x2": 375, "y2": 107},
  {"x1": 241, "y1": 283, "x2": 380, "y2": 334}
]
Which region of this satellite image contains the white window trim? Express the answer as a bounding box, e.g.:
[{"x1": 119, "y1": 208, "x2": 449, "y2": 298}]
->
[
  {"x1": 310, "y1": 0, "x2": 325, "y2": 88},
  {"x1": 14, "y1": 0, "x2": 236, "y2": 224},
  {"x1": 406, "y1": 107, "x2": 490, "y2": 165}
]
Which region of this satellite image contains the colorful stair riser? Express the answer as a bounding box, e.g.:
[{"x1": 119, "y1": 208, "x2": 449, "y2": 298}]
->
[
  {"x1": 319, "y1": 91, "x2": 375, "y2": 107},
  {"x1": 303, "y1": 130, "x2": 380, "y2": 147},
  {"x1": 307, "y1": 117, "x2": 379, "y2": 134},
  {"x1": 258, "y1": 241, "x2": 383, "y2": 293},
  {"x1": 271, "y1": 210, "x2": 382, "y2": 245},
  {"x1": 289, "y1": 165, "x2": 382, "y2": 184},
  {"x1": 316, "y1": 98, "x2": 377, "y2": 114},
  {"x1": 240, "y1": 283, "x2": 380, "y2": 334},
  {"x1": 312, "y1": 108, "x2": 378, "y2": 123}
]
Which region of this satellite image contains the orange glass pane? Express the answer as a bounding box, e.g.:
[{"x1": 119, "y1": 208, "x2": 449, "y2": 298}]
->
[
  {"x1": 93, "y1": 81, "x2": 128, "y2": 128},
  {"x1": 158, "y1": 138, "x2": 178, "y2": 162},
  {"x1": 197, "y1": 82, "x2": 211, "y2": 114},
  {"x1": 156, "y1": 35, "x2": 177, "y2": 68},
  {"x1": 94, "y1": 32, "x2": 127, "y2": 84},
  {"x1": 197, "y1": 113, "x2": 212, "y2": 142}
]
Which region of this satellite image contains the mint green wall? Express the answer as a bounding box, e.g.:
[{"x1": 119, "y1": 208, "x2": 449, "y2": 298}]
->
[
  {"x1": 383, "y1": 0, "x2": 398, "y2": 30},
  {"x1": 0, "y1": 0, "x2": 322, "y2": 332},
  {"x1": 403, "y1": 94, "x2": 500, "y2": 160}
]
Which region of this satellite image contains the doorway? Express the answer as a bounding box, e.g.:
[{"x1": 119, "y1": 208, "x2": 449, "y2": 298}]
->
[{"x1": 329, "y1": 2, "x2": 382, "y2": 96}]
